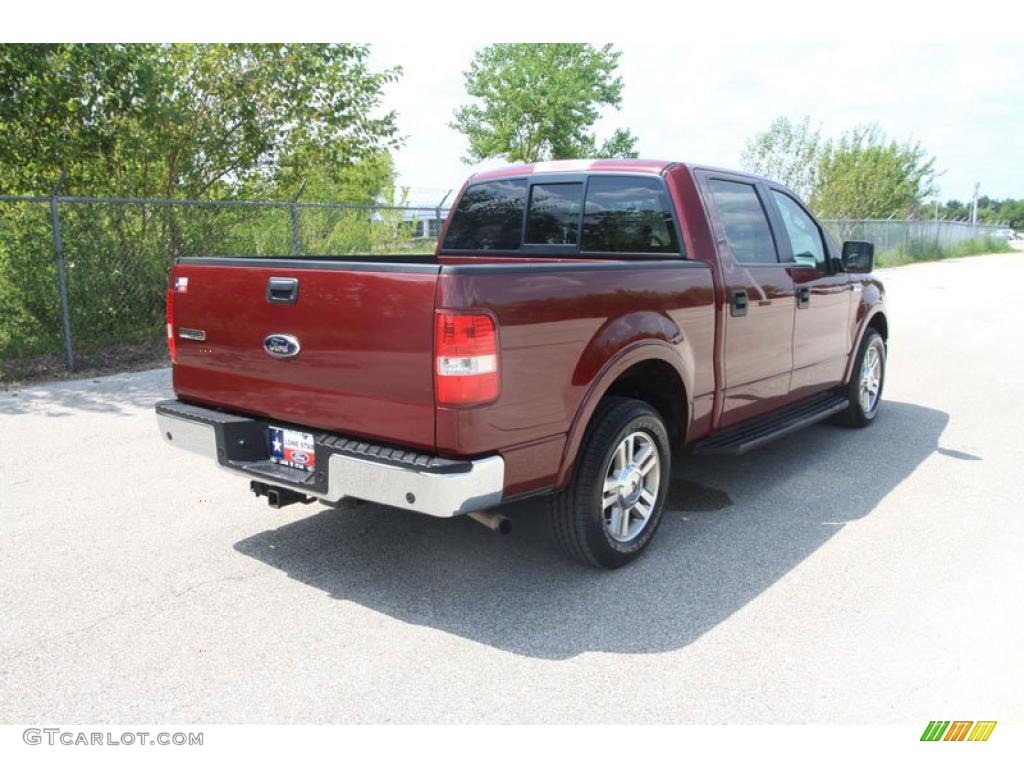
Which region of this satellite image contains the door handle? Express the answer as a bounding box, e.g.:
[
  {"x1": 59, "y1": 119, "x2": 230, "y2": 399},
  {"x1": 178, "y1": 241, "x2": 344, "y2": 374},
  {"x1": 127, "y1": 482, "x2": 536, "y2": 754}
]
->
[
  {"x1": 267, "y1": 277, "x2": 299, "y2": 304},
  {"x1": 730, "y1": 288, "x2": 748, "y2": 317},
  {"x1": 797, "y1": 286, "x2": 810, "y2": 309}
]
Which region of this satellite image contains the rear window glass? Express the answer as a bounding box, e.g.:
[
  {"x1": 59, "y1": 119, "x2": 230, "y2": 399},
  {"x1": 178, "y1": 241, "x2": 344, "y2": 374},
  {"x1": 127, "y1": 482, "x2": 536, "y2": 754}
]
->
[
  {"x1": 581, "y1": 177, "x2": 680, "y2": 254},
  {"x1": 525, "y1": 183, "x2": 583, "y2": 245},
  {"x1": 708, "y1": 179, "x2": 779, "y2": 265},
  {"x1": 442, "y1": 179, "x2": 527, "y2": 251}
]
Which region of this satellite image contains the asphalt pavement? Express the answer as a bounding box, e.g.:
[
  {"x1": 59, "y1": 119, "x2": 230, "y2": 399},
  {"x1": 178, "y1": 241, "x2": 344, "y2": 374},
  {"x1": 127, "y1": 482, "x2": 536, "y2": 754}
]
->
[{"x1": 2, "y1": 252, "x2": 1022, "y2": 723}]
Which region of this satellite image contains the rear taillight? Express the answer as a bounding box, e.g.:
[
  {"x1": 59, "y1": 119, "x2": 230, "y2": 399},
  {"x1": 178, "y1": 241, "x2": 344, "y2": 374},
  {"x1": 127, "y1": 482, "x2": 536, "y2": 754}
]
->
[
  {"x1": 166, "y1": 287, "x2": 177, "y2": 364},
  {"x1": 434, "y1": 311, "x2": 499, "y2": 406}
]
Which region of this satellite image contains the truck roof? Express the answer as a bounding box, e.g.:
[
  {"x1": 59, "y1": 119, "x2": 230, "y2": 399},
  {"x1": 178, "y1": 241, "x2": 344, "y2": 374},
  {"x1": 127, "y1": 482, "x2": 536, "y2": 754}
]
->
[
  {"x1": 470, "y1": 158, "x2": 783, "y2": 191},
  {"x1": 471, "y1": 158, "x2": 678, "y2": 182}
]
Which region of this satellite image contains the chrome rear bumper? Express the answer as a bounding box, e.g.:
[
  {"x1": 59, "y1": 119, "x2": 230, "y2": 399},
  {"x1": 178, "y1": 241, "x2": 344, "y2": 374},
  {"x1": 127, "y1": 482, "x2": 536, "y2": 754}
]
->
[{"x1": 155, "y1": 401, "x2": 504, "y2": 518}]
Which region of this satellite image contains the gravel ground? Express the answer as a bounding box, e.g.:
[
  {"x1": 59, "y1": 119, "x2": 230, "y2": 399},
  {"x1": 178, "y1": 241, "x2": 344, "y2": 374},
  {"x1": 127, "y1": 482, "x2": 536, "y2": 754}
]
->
[{"x1": 1, "y1": 252, "x2": 1022, "y2": 723}]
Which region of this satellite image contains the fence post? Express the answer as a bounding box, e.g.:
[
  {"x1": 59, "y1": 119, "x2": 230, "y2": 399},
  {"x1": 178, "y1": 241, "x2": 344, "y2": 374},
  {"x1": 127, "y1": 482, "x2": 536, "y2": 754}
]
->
[
  {"x1": 290, "y1": 180, "x2": 306, "y2": 257},
  {"x1": 49, "y1": 171, "x2": 74, "y2": 370}
]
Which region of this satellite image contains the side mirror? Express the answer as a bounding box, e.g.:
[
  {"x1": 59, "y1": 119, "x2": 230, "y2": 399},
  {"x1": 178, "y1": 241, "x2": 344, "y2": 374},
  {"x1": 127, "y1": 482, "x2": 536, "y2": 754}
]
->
[{"x1": 841, "y1": 241, "x2": 874, "y2": 273}]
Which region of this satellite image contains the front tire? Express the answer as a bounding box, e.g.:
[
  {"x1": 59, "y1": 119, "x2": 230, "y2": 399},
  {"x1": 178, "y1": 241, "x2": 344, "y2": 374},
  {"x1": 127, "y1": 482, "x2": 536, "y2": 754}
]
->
[
  {"x1": 835, "y1": 329, "x2": 886, "y2": 427},
  {"x1": 551, "y1": 397, "x2": 671, "y2": 569}
]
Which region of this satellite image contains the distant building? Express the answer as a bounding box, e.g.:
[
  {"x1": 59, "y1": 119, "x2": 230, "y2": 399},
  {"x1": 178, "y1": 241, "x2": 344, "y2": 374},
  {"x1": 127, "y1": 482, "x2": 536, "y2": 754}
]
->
[{"x1": 401, "y1": 208, "x2": 450, "y2": 240}]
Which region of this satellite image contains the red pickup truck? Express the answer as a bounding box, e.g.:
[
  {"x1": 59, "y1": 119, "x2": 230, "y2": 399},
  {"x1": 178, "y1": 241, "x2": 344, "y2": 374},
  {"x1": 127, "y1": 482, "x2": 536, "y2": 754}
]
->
[{"x1": 156, "y1": 159, "x2": 887, "y2": 568}]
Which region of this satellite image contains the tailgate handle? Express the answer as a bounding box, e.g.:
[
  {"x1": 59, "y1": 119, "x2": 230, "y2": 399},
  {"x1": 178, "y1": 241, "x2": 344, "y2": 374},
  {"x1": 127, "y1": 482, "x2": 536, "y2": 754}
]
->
[{"x1": 267, "y1": 277, "x2": 299, "y2": 304}]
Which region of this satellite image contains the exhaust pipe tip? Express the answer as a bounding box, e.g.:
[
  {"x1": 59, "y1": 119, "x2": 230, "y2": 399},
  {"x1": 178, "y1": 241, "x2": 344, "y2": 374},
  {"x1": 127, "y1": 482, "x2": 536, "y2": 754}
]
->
[{"x1": 468, "y1": 511, "x2": 511, "y2": 534}]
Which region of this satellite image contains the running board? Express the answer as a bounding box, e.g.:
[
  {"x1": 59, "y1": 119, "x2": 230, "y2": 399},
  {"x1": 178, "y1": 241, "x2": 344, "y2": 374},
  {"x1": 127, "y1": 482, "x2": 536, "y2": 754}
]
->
[{"x1": 692, "y1": 393, "x2": 849, "y2": 456}]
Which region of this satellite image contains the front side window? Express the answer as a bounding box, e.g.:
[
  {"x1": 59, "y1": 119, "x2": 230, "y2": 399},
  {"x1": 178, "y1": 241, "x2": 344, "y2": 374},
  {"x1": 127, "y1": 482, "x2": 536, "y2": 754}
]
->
[
  {"x1": 442, "y1": 179, "x2": 527, "y2": 251},
  {"x1": 581, "y1": 177, "x2": 680, "y2": 254},
  {"x1": 771, "y1": 190, "x2": 827, "y2": 270},
  {"x1": 708, "y1": 179, "x2": 779, "y2": 265},
  {"x1": 525, "y1": 183, "x2": 583, "y2": 245}
]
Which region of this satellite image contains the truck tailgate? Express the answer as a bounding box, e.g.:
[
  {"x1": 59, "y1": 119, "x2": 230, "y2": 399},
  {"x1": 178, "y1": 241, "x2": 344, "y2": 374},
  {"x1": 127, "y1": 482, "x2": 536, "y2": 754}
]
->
[{"x1": 169, "y1": 258, "x2": 441, "y2": 451}]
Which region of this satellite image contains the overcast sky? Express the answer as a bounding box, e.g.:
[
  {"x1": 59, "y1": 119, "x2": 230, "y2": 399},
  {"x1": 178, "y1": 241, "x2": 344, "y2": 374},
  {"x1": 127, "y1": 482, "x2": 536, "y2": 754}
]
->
[{"x1": 368, "y1": 43, "x2": 1023, "y2": 206}]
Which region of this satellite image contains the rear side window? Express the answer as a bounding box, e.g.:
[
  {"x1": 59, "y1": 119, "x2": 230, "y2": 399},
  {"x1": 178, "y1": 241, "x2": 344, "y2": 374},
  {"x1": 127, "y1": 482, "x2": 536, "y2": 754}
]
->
[
  {"x1": 708, "y1": 179, "x2": 779, "y2": 265},
  {"x1": 581, "y1": 177, "x2": 679, "y2": 254},
  {"x1": 525, "y1": 183, "x2": 583, "y2": 245},
  {"x1": 442, "y1": 179, "x2": 527, "y2": 251}
]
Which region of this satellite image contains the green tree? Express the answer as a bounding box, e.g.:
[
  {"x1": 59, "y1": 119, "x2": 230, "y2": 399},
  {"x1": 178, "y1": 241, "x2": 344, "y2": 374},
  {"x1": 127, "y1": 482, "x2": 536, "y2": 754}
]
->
[
  {"x1": 812, "y1": 123, "x2": 938, "y2": 219},
  {"x1": 0, "y1": 44, "x2": 402, "y2": 199},
  {"x1": 940, "y1": 199, "x2": 969, "y2": 220},
  {"x1": 739, "y1": 116, "x2": 824, "y2": 200},
  {"x1": 740, "y1": 116, "x2": 939, "y2": 219},
  {"x1": 995, "y1": 199, "x2": 1024, "y2": 229},
  {"x1": 451, "y1": 44, "x2": 638, "y2": 163},
  {"x1": 962, "y1": 197, "x2": 1024, "y2": 228}
]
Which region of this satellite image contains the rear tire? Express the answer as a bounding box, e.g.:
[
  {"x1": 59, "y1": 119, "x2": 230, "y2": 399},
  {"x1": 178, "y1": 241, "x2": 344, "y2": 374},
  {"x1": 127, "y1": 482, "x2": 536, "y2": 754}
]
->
[
  {"x1": 835, "y1": 329, "x2": 886, "y2": 427},
  {"x1": 551, "y1": 397, "x2": 671, "y2": 569}
]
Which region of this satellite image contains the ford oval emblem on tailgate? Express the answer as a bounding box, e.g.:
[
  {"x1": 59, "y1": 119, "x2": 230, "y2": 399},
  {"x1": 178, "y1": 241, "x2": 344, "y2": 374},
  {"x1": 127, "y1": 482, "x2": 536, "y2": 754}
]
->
[{"x1": 263, "y1": 333, "x2": 301, "y2": 359}]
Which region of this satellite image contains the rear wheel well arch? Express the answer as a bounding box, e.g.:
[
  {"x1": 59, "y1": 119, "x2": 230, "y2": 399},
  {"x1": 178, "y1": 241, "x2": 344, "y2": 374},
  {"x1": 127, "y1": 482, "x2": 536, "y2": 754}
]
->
[
  {"x1": 557, "y1": 351, "x2": 689, "y2": 489},
  {"x1": 602, "y1": 359, "x2": 687, "y2": 447}
]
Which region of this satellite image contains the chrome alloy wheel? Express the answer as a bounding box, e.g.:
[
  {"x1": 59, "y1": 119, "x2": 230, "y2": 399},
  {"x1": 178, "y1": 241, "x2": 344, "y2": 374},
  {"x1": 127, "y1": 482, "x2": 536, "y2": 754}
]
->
[
  {"x1": 602, "y1": 431, "x2": 661, "y2": 543},
  {"x1": 859, "y1": 340, "x2": 883, "y2": 415}
]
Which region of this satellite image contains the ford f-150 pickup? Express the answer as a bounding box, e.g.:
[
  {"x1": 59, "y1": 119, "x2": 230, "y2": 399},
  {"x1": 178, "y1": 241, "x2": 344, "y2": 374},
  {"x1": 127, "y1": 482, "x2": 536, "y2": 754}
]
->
[{"x1": 156, "y1": 158, "x2": 887, "y2": 568}]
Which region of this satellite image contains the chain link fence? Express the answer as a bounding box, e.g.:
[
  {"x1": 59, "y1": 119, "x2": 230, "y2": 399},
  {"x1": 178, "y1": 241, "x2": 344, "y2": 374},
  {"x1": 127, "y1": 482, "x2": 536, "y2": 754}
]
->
[
  {"x1": 0, "y1": 193, "x2": 1012, "y2": 380},
  {"x1": 0, "y1": 189, "x2": 450, "y2": 378},
  {"x1": 821, "y1": 218, "x2": 1009, "y2": 256}
]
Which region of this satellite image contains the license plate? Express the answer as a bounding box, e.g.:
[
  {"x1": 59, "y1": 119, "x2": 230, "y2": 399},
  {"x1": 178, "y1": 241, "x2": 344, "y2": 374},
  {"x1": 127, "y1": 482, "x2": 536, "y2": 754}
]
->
[{"x1": 268, "y1": 426, "x2": 316, "y2": 471}]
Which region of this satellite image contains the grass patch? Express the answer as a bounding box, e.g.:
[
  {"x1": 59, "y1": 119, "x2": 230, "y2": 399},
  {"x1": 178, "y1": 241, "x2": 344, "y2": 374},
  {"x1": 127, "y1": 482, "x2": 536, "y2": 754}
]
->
[{"x1": 876, "y1": 235, "x2": 1013, "y2": 267}]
